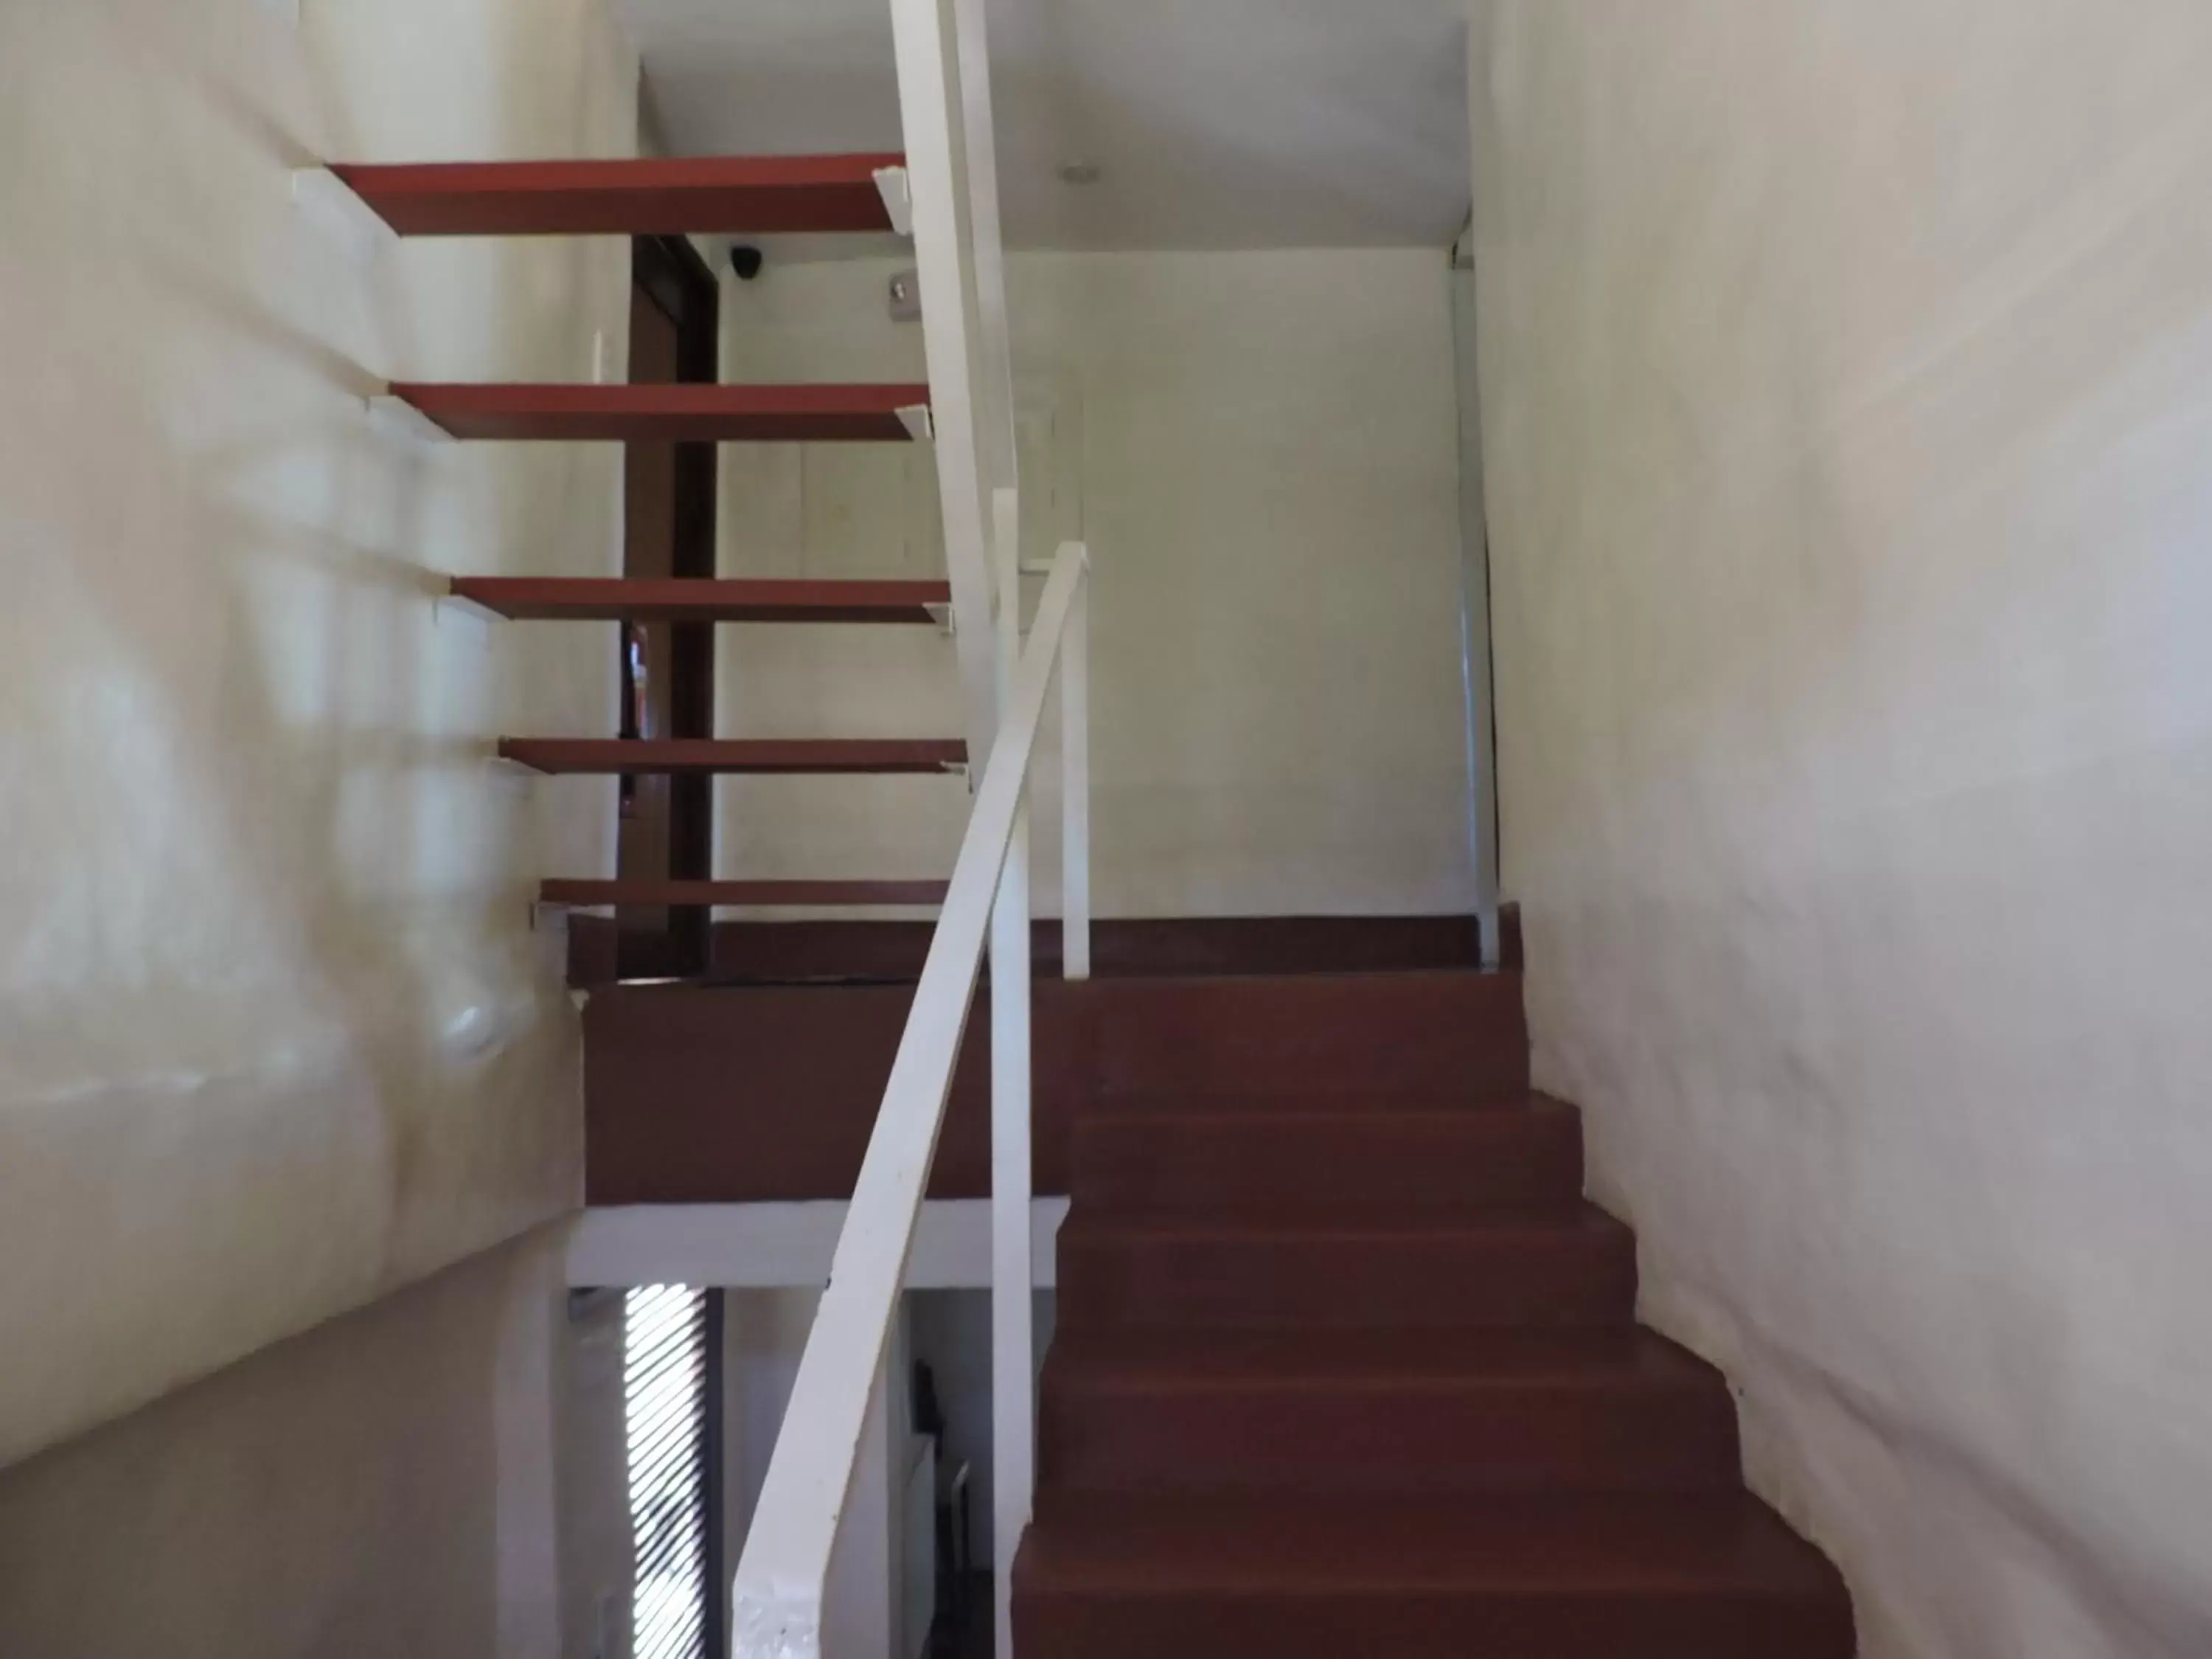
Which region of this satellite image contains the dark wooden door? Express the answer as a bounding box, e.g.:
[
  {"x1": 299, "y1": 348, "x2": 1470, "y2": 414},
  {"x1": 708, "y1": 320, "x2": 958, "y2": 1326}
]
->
[{"x1": 617, "y1": 237, "x2": 719, "y2": 979}]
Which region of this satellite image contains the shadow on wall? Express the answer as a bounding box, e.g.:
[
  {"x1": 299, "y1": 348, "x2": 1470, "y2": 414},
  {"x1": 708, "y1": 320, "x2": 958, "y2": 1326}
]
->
[
  {"x1": 0, "y1": 0, "x2": 630, "y2": 1470},
  {"x1": 0, "y1": 1231, "x2": 595, "y2": 1659}
]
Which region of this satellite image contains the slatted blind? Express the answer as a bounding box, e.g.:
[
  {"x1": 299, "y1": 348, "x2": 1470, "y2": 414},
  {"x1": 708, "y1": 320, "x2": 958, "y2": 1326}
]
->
[{"x1": 625, "y1": 1285, "x2": 710, "y2": 1659}]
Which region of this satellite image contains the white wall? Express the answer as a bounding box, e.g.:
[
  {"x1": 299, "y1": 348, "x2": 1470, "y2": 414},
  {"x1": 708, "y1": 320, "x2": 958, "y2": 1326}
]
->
[
  {"x1": 711, "y1": 248, "x2": 1479, "y2": 918},
  {"x1": 0, "y1": 0, "x2": 636, "y2": 1467},
  {"x1": 0, "y1": 1229, "x2": 616, "y2": 1659},
  {"x1": 1467, "y1": 5, "x2": 2212, "y2": 1657}
]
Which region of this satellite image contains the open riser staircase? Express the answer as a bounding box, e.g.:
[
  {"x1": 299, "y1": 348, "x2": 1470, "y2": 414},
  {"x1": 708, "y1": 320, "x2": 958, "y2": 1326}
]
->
[{"x1": 330, "y1": 150, "x2": 979, "y2": 926}]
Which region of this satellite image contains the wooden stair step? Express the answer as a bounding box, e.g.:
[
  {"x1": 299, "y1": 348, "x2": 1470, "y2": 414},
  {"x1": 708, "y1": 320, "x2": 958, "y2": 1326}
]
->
[
  {"x1": 1013, "y1": 1491, "x2": 1855, "y2": 1659},
  {"x1": 1090, "y1": 972, "x2": 1531, "y2": 1102},
  {"x1": 392, "y1": 383, "x2": 929, "y2": 442},
  {"x1": 1054, "y1": 1204, "x2": 1640, "y2": 1332},
  {"x1": 450, "y1": 577, "x2": 950, "y2": 624},
  {"x1": 540, "y1": 879, "x2": 947, "y2": 907},
  {"x1": 331, "y1": 153, "x2": 906, "y2": 237},
  {"x1": 1039, "y1": 1326, "x2": 1737, "y2": 1498},
  {"x1": 1069, "y1": 1099, "x2": 1585, "y2": 1220},
  {"x1": 498, "y1": 738, "x2": 965, "y2": 776}
]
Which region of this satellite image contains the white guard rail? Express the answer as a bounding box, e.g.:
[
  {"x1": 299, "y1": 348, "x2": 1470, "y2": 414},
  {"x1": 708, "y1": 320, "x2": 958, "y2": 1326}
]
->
[{"x1": 731, "y1": 542, "x2": 1091, "y2": 1659}]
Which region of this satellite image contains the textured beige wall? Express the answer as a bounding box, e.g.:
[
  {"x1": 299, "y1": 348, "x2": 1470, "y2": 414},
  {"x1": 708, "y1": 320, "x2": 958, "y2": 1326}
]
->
[
  {"x1": 0, "y1": 0, "x2": 636, "y2": 1468},
  {"x1": 1467, "y1": 4, "x2": 2212, "y2": 1656},
  {"x1": 0, "y1": 1230, "x2": 619, "y2": 1659},
  {"x1": 709, "y1": 248, "x2": 1479, "y2": 919}
]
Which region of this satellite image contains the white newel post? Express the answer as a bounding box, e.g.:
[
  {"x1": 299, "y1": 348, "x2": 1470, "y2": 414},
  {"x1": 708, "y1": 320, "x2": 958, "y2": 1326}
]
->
[
  {"x1": 987, "y1": 794, "x2": 1033, "y2": 1659},
  {"x1": 1060, "y1": 547, "x2": 1091, "y2": 983}
]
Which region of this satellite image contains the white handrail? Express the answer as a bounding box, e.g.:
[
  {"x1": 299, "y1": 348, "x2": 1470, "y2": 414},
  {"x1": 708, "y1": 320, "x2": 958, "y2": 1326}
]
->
[{"x1": 731, "y1": 543, "x2": 1091, "y2": 1659}]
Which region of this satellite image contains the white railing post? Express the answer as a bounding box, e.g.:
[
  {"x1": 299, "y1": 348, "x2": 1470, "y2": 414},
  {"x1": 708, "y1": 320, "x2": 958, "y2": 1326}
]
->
[
  {"x1": 987, "y1": 792, "x2": 1033, "y2": 1659},
  {"x1": 987, "y1": 484, "x2": 1034, "y2": 1659},
  {"x1": 889, "y1": 0, "x2": 1000, "y2": 764},
  {"x1": 1060, "y1": 545, "x2": 1091, "y2": 982}
]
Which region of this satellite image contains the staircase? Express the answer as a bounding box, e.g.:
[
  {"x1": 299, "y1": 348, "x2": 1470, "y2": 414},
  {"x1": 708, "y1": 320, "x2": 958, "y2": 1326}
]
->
[
  {"x1": 1014, "y1": 970, "x2": 1858, "y2": 1659},
  {"x1": 337, "y1": 88, "x2": 1857, "y2": 1659},
  {"x1": 333, "y1": 153, "x2": 976, "y2": 930}
]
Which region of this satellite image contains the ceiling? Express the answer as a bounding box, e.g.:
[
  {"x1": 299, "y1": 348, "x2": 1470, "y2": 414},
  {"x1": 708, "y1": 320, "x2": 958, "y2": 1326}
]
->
[{"x1": 615, "y1": 0, "x2": 1473, "y2": 251}]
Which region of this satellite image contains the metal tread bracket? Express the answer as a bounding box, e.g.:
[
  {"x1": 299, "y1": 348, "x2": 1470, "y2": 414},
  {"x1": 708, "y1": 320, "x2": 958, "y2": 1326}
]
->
[{"x1": 872, "y1": 166, "x2": 915, "y2": 237}]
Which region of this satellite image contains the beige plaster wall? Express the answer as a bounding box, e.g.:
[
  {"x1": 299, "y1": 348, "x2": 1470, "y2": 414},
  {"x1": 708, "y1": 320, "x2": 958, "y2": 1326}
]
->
[
  {"x1": 1467, "y1": 4, "x2": 2212, "y2": 1655},
  {"x1": 0, "y1": 1230, "x2": 622, "y2": 1659},
  {"x1": 0, "y1": 0, "x2": 636, "y2": 1467},
  {"x1": 709, "y1": 248, "x2": 1481, "y2": 919}
]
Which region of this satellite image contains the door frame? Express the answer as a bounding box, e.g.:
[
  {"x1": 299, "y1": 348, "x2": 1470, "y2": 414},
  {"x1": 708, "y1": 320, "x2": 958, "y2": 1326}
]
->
[{"x1": 622, "y1": 234, "x2": 721, "y2": 979}]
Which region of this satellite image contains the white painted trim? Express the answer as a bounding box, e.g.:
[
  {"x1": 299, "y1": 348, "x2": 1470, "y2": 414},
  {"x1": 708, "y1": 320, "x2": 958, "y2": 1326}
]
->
[
  {"x1": 563, "y1": 1200, "x2": 1068, "y2": 1290},
  {"x1": 731, "y1": 547, "x2": 1090, "y2": 1659},
  {"x1": 896, "y1": 403, "x2": 936, "y2": 443},
  {"x1": 872, "y1": 165, "x2": 915, "y2": 237}
]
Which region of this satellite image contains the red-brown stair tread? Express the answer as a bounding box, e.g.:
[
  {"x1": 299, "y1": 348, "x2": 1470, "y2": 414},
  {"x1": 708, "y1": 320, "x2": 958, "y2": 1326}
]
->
[
  {"x1": 1054, "y1": 1203, "x2": 1641, "y2": 1331},
  {"x1": 1018, "y1": 1490, "x2": 1848, "y2": 1599},
  {"x1": 1015, "y1": 1493, "x2": 1853, "y2": 1658},
  {"x1": 1087, "y1": 1085, "x2": 1573, "y2": 1119},
  {"x1": 333, "y1": 153, "x2": 905, "y2": 237},
  {"x1": 451, "y1": 577, "x2": 949, "y2": 624},
  {"x1": 1040, "y1": 1327, "x2": 1741, "y2": 1496},
  {"x1": 540, "y1": 879, "x2": 948, "y2": 908},
  {"x1": 392, "y1": 383, "x2": 928, "y2": 442},
  {"x1": 1069, "y1": 1100, "x2": 1586, "y2": 1218},
  {"x1": 498, "y1": 738, "x2": 964, "y2": 775}
]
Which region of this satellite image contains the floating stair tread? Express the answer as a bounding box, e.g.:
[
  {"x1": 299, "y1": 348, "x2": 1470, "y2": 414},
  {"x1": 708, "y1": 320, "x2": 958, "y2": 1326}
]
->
[
  {"x1": 1043, "y1": 1327, "x2": 1715, "y2": 1392},
  {"x1": 498, "y1": 738, "x2": 964, "y2": 775},
  {"x1": 451, "y1": 577, "x2": 950, "y2": 623},
  {"x1": 540, "y1": 878, "x2": 948, "y2": 907},
  {"x1": 332, "y1": 153, "x2": 906, "y2": 237},
  {"x1": 1016, "y1": 1490, "x2": 1848, "y2": 1602},
  {"x1": 392, "y1": 383, "x2": 929, "y2": 443}
]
